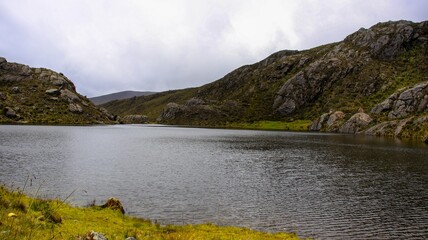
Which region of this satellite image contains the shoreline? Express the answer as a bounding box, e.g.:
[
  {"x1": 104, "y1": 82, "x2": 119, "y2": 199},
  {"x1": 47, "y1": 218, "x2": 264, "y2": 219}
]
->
[{"x1": 0, "y1": 186, "x2": 301, "y2": 239}]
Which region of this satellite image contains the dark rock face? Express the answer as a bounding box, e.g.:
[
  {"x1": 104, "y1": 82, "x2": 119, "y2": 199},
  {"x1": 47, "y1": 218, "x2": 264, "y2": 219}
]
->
[{"x1": 273, "y1": 54, "x2": 355, "y2": 116}]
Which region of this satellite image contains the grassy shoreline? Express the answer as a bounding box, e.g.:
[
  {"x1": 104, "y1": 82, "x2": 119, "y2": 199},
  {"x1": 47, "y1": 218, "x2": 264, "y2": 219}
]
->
[{"x1": 0, "y1": 186, "x2": 301, "y2": 240}]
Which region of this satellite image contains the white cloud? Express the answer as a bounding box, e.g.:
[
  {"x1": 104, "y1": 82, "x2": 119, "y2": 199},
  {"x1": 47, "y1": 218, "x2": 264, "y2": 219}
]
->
[{"x1": 0, "y1": 0, "x2": 426, "y2": 96}]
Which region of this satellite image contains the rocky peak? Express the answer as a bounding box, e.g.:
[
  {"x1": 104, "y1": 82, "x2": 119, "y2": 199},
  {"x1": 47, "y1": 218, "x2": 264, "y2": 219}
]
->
[
  {"x1": 344, "y1": 20, "x2": 427, "y2": 59},
  {"x1": 0, "y1": 57, "x2": 114, "y2": 124}
]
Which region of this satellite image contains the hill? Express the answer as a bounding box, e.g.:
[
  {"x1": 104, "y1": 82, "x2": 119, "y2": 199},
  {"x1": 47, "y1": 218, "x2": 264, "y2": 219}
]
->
[
  {"x1": 0, "y1": 58, "x2": 114, "y2": 124},
  {"x1": 89, "y1": 90, "x2": 156, "y2": 105},
  {"x1": 102, "y1": 20, "x2": 428, "y2": 142}
]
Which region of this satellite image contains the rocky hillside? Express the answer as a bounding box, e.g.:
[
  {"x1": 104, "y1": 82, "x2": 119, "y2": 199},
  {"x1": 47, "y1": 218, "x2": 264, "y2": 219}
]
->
[
  {"x1": 102, "y1": 20, "x2": 428, "y2": 142},
  {"x1": 0, "y1": 57, "x2": 114, "y2": 124}
]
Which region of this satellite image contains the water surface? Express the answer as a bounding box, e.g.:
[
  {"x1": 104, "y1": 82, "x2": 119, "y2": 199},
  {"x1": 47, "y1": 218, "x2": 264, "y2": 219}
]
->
[{"x1": 0, "y1": 125, "x2": 427, "y2": 239}]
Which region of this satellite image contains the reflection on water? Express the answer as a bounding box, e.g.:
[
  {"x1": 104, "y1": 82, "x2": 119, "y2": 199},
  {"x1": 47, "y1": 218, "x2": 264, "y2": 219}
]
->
[{"x1": 0, "y1": 125, "x2": 427, "y2": 239}]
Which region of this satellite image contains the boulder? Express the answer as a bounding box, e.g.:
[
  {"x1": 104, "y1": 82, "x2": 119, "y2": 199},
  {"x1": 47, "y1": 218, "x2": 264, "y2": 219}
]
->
[
  {"x1": 101, "y1": 198, "x2": 125, "y2": 214},
  {"x1": 4, "y1": 107, "x2": 17, "y2": 118},
  {"x1": 68, "y1": 103, "x2": 83, "y2": 113},
  {"x1": 0, "y1": 92, "x2": 6, "y2": 100},
  {"x1": 45, "y1": 88, "x2": 60, "y2": 96},
  {"x1": 61, "y1": 89, "x2": 81, "y2": 103},
  {"x1": 339, "y1": 112, "x2": 373, "y2": 134}
]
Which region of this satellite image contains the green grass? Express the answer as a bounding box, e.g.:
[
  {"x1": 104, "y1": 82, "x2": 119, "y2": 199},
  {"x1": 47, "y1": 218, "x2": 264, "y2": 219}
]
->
[
  {"x1": 0, "y1": 186, "x2": 301, "y2": 240},
  {"x1": 226, "y1": 120, "x2": 312, "y2": 131}
]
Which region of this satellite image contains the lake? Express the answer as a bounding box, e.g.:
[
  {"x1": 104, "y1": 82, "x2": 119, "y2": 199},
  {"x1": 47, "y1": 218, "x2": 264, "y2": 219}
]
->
[{"x1": 0, "y1": 125, "x2": 427, "y2": 239}]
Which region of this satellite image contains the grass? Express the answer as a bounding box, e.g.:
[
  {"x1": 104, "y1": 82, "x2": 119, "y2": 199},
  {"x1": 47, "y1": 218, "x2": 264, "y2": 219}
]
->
[
  {"x1": 0, "y1": 186, "x2": 301, "y2": 240},
  {"x1": 226, "y1": 120, "x2": 312, "y2": 131}
]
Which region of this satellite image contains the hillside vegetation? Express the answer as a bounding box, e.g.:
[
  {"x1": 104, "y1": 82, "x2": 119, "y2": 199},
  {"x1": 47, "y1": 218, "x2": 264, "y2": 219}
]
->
[{"x1": 102, "y1": 20, "x2": 428, "y2": 142}]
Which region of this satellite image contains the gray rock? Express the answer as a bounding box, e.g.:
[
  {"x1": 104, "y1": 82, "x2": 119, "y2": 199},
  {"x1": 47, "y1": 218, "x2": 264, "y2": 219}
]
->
[
  {"x1": 371, "y1": 81, "x2": 428, "y2": 119},
  {"x1": 326, "y1": 111, "x2": 345, "y2": 127},
  {"x1": 61, "y1": 89, "x2": 81, "y2": 103},
  {"x1": 276, "y1": 98, "x2": 296, "y2": 115},
  {"x1": 339, "y1": 112, "x2": 373, "y2": 134},
  {"x1": 394, "y1": 117, "x2": 414, "y2": 136},
  {"x1": 45, "y1": 88, "x2": 60, "y2": 96},
  {"x1": 0, "y1": 92, "x2": 5, "y2": 100},
  {"x1": 158, "y1": 102, "x2": 182, "y2": 121},
  {"x1": 309, "y1": 112, "x2": 330, "y2": 131},
  {"x1": 345, "y1": 20, "x2": 415, "y2": 59},
  {"x1": 11, "y1": 87, "x2": 20, "y2": 93},
  {"x1": 4, "y1": 107, "x2": 17, "y2": 118},
  {"x1": 0, "y1": 57, "x2": 6, "y2": 65},
  {"x1": 273, "y1": 46, "x2": 354, "y2": 116},
  {"x1": 68, "y1": 103, "x2": 83, "y2": 113},
  {"x1": 364, "y1": 121, "x2": 397, "y2": 136},
  {"x1": 82, "y1": 231, "x2": 107, "y2": 240},
  {"x1": 371, "y1": 98, "x2": 394, "y2": 113}
]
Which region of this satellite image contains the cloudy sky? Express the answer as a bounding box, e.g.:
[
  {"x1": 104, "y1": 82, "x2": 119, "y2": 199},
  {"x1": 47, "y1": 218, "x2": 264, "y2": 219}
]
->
[{"x1": 1, "y1": 0, "x2": 427, "y2": 97}]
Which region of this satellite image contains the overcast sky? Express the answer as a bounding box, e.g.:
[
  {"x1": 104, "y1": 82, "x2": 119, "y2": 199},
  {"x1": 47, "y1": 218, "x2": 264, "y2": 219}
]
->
[{"x1": 1, "y1": 0, "x2": 427, "y2": 97}]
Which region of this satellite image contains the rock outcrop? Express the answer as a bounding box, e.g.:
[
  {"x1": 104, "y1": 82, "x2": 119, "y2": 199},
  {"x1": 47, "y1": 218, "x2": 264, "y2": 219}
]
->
[
  {"x1": 0, "y1": 57, "x2": 114, "y2": 124},
  {"x1": 371, "y1": 81, "x2": 428, "y2": 119},
  {"x1": 338, "y1": 112, "x2": 373, "y2": 134},
  {"x1": 309, "y1": 110, "x2": 346, "y2": 131}
]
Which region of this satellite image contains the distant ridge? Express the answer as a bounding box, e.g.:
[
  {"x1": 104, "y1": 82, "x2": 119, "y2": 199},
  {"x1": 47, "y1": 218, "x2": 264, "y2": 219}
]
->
[{"x1": 90, "y1": 91, "x2": 156, "y2": 105}]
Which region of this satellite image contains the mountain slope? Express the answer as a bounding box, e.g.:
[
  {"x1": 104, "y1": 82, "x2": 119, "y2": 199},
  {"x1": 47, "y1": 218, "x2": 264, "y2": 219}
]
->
[
  {"x1": 102, "y1": 20, "x2": 428, "y2": 142},
  {"x1": 0, "y1": 58, "x2": 114, "y2": 124},
  {"x1": 90, "y1": 90, "x2": 156, "y2": 105}
]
